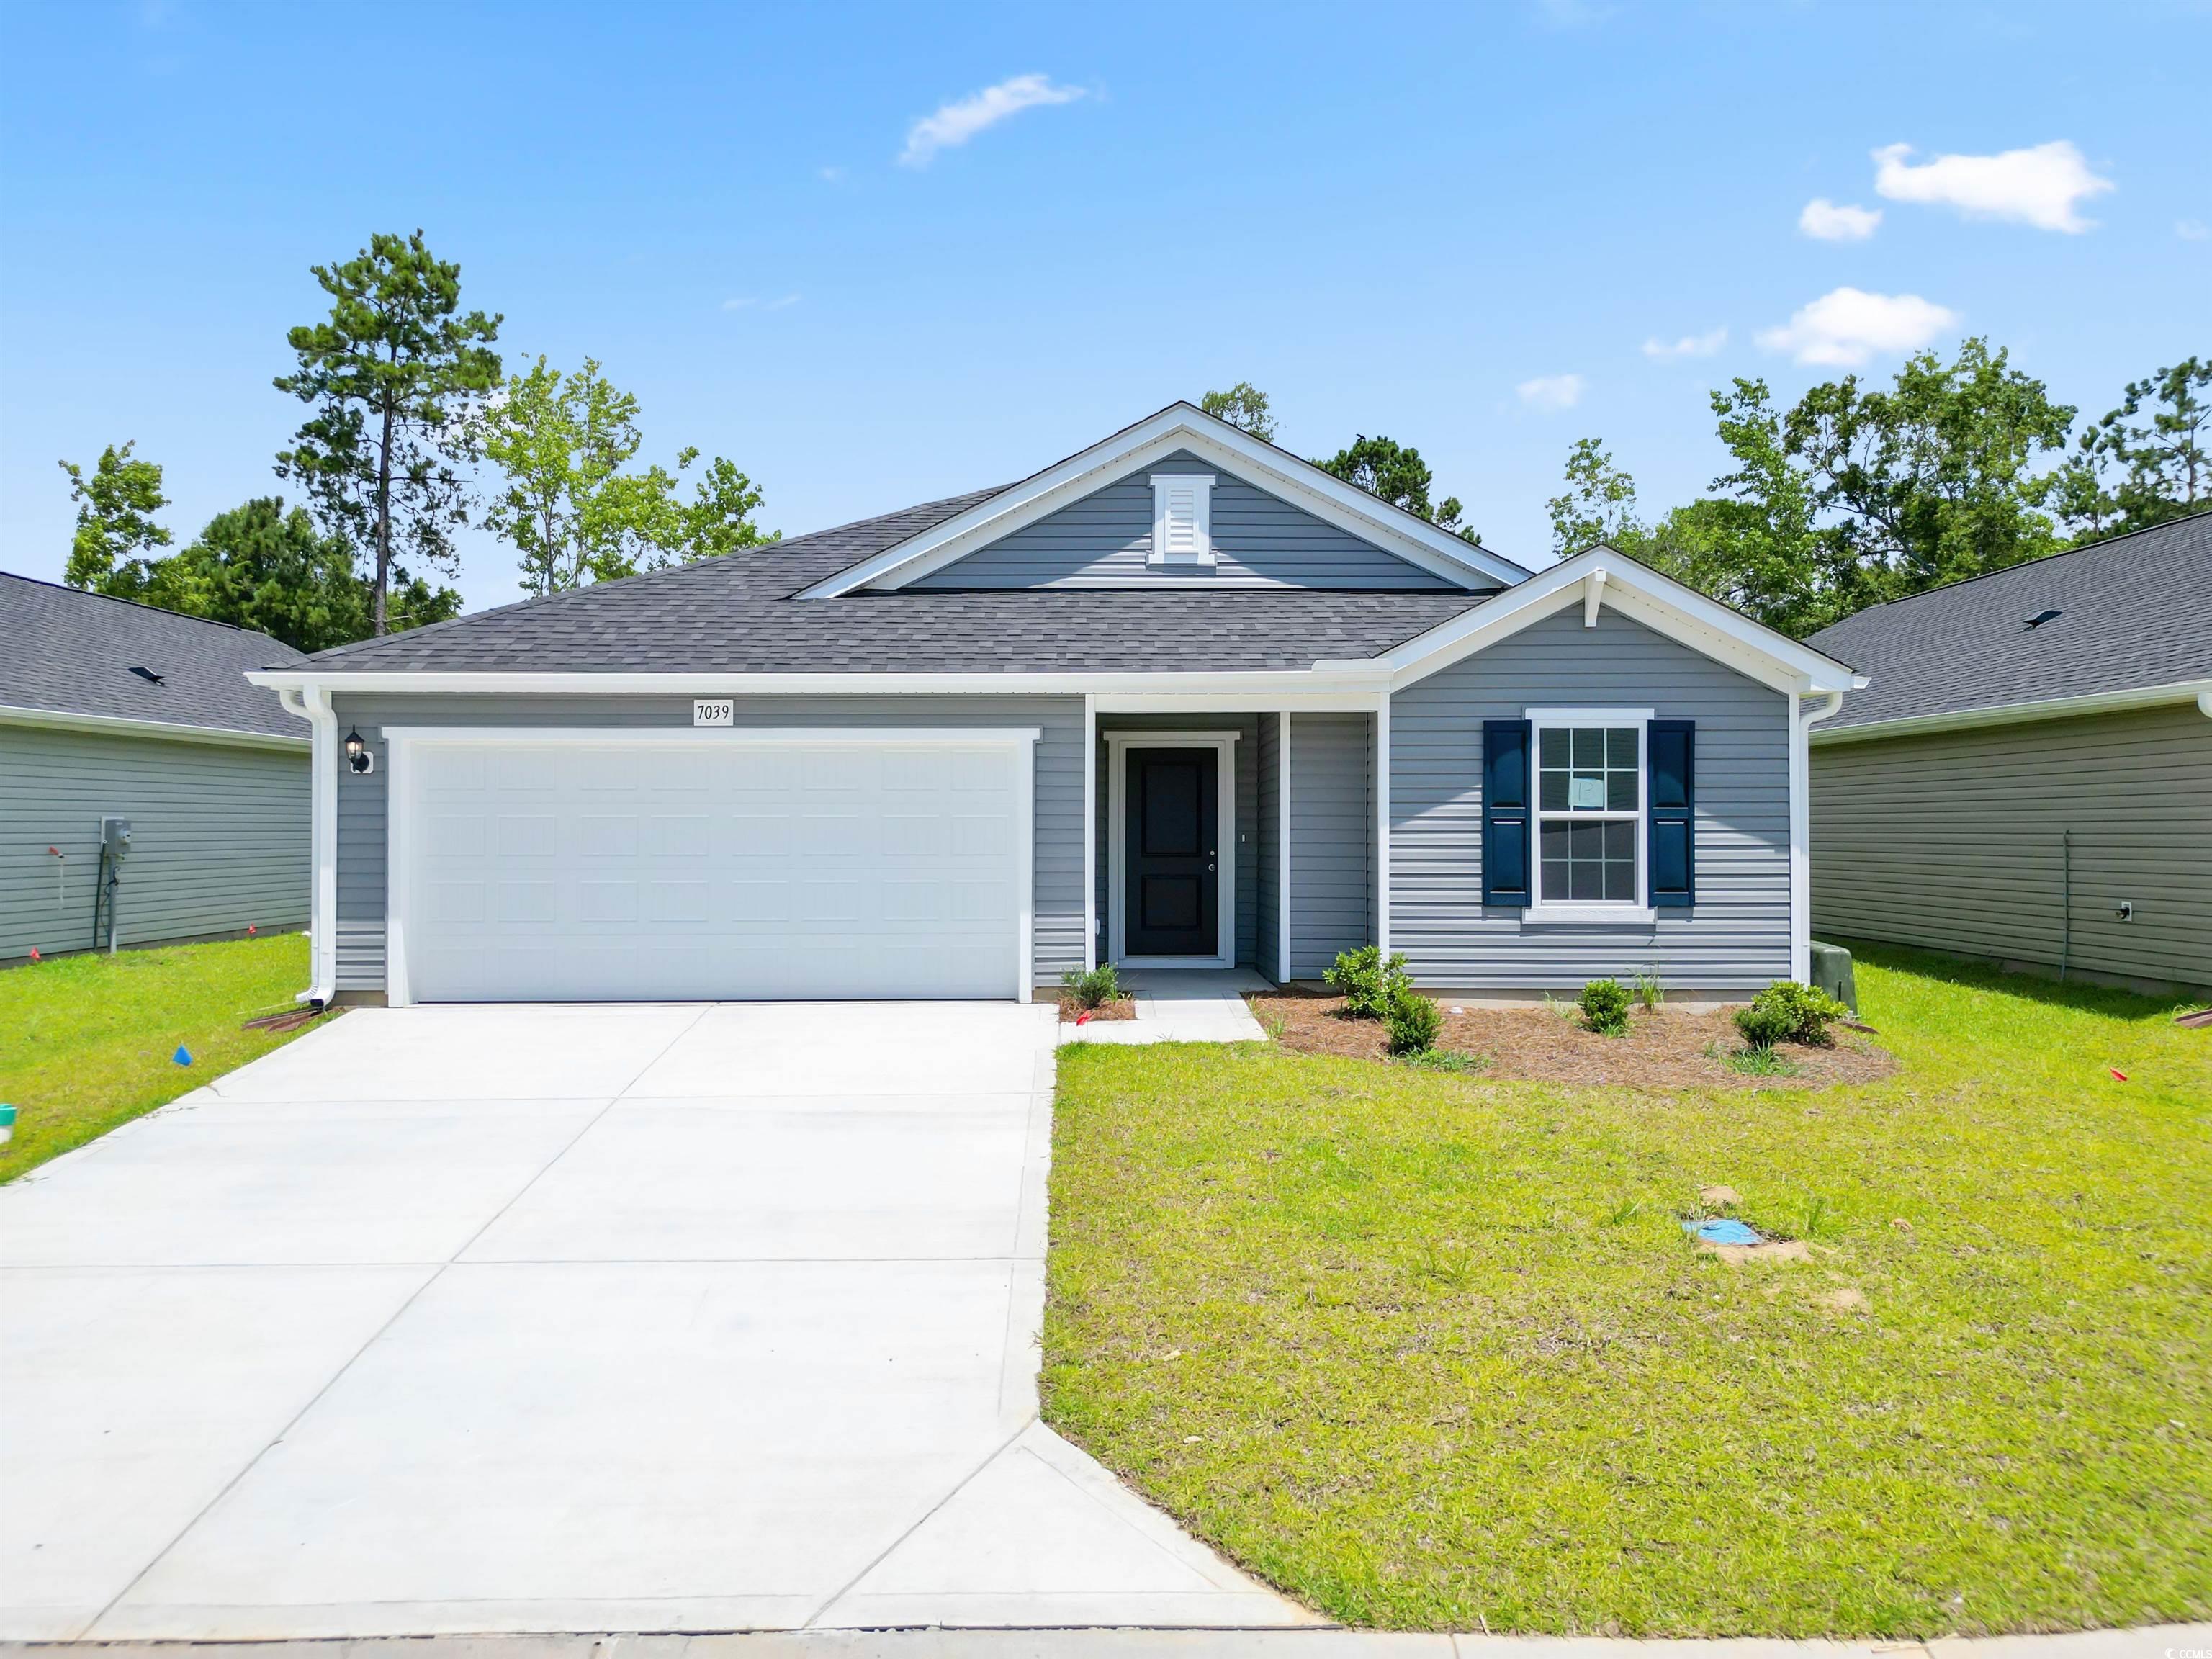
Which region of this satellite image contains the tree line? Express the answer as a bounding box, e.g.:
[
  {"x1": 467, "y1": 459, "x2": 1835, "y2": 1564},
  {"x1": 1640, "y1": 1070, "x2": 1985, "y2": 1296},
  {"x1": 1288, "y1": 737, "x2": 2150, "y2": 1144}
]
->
[
  {"x1": 1544, "y1": 343, "x2": 2207, "y2": 637},
  {"x1": 60, "y1": 230, "x2": 773, "y2": 652}
]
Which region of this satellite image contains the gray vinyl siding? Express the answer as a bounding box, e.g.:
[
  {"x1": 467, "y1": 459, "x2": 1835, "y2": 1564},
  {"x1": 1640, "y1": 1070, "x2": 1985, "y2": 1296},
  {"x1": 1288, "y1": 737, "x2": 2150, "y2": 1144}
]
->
[
  {"x1": 1094, "y1": 714, "x2": 1260, "y2": 968},
  {"x1": 1390, "y1": 607, "x2": 1793, "y2": 991},
  {"x1": 1, "y1": 722, "x2": 308, "y2": 961},
  {"x1": 1287, "y1": 714, "x2": 1375, "y2": 979},
  {"x1": 1811, "y1": 701, "x2": 2212, "y2": 993},
  {"x1": 913, "y1": 451, "x2": 1464, "y2": 591},
  {"x1": 1255, "y1": 714, "x2": 1280, "y2": 981},
  {"x1": 328, "y1": 693, "x2": 1085, "y2": 994}
]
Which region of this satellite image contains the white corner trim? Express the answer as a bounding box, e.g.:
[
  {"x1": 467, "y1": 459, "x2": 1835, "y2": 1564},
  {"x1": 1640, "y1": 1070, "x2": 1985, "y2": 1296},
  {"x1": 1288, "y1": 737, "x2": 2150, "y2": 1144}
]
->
[
  {"x1": 275, "y1": 685, "x2": 337, "y2": 1005},
  {"x1": 1583, "y1": 565, "x2": 1606, "y2": 628},
  {"x1": 1277, "y1": 710, "x2": 1292, "y2": 986},
  {"x1": 1104, "y1": 729, "x2": 1238, "y2": 970},
  {"x1": 1790, "y1": 689, "x2": 1845, "y2": 983},
  {"x1": 0, "y1": 703, "x2": 310, "y2": 752},
  {"x1": 1375, "y1": 698, "x2": 1390, "y2": 957},
  {"x1": 1326, "y1": 547, "x2": 1858, "y2": 699},
  {"x1": 1812, "y1": 677, "x2": 2212, "y2": 745},
  {"x1": 1148, "y1": 472, "x2": 1216, "y2": 567},
  {"x1": 1083, "y1": 694, "x2": 1098, "y2": 973},
  {"x1": 794, "y1": 403, "x2": 1527, "y2": 598}
]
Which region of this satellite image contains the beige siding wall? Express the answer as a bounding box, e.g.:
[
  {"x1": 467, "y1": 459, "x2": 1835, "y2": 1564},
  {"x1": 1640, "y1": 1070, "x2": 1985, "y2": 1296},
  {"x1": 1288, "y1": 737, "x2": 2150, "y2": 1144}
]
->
[{"x1": 1810, "y1": 701, "x2": 2212, "y2": 992}]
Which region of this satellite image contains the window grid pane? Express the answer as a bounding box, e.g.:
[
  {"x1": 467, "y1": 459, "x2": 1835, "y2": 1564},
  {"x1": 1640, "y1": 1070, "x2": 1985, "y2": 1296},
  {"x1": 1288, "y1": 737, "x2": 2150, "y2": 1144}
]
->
[{"x1": 1534, "y1": 722, "x2": 1641, "y2": 907}]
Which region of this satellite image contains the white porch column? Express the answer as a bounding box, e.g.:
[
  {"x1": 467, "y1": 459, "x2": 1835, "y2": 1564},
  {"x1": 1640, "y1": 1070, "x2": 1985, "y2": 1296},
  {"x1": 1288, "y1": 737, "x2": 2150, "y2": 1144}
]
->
[
  {"x1": 1375, "y1": 696, "x2": 1390, "y2": 955},
  {"x1": 1277, "y1": 710, "x2": 1292, "y2": 984},
  {"x1": 1082, "y1": 694, "x2": 1097, "y2": 971}
]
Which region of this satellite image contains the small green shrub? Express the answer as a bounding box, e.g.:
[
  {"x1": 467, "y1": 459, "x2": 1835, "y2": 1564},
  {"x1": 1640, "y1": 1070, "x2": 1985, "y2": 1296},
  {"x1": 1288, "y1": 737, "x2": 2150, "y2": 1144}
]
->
[
  {"x1": 1633, "y1": 968, "x2": 1665, "y2": 1010},
  {"x1": 1326, "y1": 945, "x2": 1410, "y2": 1020},
  {"x1": 1727, "y1": 1045, "x2": 1799, "y2": 1077},
  {"x1": 1734, "y1": 981, "x2": 1849, "y2": 1049},
  {"x1": 1059, "y1": 963, "x2": 1120, "y2": 1010},
  {"x1": 1578, "y1": 977, "x2": 1632, "y2": 1036},
  {"x1": 1384, "y1": 983, "x2": 1443, "y2": 1054}
]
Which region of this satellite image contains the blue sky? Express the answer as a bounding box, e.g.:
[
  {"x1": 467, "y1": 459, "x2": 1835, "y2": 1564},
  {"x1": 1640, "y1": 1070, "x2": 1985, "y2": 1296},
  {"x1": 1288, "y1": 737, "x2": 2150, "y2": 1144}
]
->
[{"x1": 3, "y1": 1, "x2": 2206, "y2": 611}]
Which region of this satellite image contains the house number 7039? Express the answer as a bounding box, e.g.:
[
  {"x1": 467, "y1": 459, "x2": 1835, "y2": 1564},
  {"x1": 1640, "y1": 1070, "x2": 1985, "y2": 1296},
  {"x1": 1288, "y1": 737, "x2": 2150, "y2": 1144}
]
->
[{"x1": 692, "y1": 698, "x2": 734, "y2": 727}]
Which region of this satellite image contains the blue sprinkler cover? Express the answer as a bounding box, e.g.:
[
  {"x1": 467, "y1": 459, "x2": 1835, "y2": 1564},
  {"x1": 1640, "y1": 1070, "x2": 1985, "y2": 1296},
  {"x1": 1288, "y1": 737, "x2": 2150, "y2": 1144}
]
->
[
  {"x1": 173, "y1": 1046, "x2": 193, "y2": 1066},
  {"x1": 1684, "y1": 1217, "x2": 1762, "y2": 1246}
]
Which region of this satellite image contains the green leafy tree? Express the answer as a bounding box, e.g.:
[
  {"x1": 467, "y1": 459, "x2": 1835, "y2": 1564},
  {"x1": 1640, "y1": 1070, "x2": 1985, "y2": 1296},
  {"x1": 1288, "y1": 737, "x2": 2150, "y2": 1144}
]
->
[
  {"x1": 144, "y1": 498, "x2": 457, "y2": 652},
  {"x1": 475, "y1": 356, "x2": 773, "y2": 595},
  {"x1": 1200, "y1": 382, "x2": 1277, "y2": 442},
  {"x1": 2054, "y1": 356, "x2": 2211, "y2": 539},
  {"x1": 1317, "y1": 433, "x2": 1483, "y2": 544},
  {"x1": 1782, "y1": 337, "x2": 2071, "y2": 598},
  {"x1": 274, "y1": 230, "x2": 502, "y2": 634},
  {"x1": 58, "y1": 442, "x2": 172, "y2": 596},
  {"x1": 1547, "y1": 438, "x2": 1643, "y2": 557}
]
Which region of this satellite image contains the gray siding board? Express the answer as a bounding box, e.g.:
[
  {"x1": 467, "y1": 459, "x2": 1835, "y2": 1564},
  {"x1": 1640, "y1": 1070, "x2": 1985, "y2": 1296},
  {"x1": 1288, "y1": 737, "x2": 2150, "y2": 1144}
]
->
[
  {"x1": 329, "y1": 693, "x2": 1085, "y2": 994},
  {"x1": 1811, "y1": 701, "x2": 2212, "y2": 991},
  {"x1": 1094, "y1": 714, "x2": 1259, "y2": 968},
  {"x1": 1, "y1": 724, "x2": 308, "y2": 961},
  {"x1": 914, "y1": 451, "x2": 1463, "y2": 591},
  {"x1": 1390, "y1": 608, "x2": 1793, "y2": 989},
  {"x1": 1288, "y1": 714, "x2": 1375, "y2": 979}
]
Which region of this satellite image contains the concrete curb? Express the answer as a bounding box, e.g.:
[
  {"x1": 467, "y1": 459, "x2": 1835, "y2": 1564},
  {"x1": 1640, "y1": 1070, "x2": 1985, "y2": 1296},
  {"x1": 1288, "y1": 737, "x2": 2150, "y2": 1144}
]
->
[{"x1": 6, "y1": 1625, "x2": 2206, "y2": 1657}]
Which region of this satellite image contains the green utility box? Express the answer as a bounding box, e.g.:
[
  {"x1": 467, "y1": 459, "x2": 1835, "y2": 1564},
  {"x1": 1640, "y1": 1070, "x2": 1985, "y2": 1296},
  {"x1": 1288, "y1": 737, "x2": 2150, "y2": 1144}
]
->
[{"x1": 1810, "y1": 940, "x2": 1857, "y2": 1014}]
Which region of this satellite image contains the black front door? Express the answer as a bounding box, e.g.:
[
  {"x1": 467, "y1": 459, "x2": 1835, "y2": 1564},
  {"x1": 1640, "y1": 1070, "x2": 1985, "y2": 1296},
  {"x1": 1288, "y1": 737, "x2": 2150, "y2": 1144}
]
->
[{"x1": 1125, "y1": 747, "x2": 1218, "y2": 957}]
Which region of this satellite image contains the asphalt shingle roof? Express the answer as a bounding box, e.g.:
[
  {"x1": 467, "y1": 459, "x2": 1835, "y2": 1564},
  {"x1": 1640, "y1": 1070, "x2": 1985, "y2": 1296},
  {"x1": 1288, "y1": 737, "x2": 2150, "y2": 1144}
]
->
[
  {"x1": 0, "y1": 572, "x2": 307, "y2": 739},
  {"x1": 290, "y1": 489, "x2": 1495, "y2": 675},
  {"x1": 1807, "y1": 513, "x2": 2212, "y2": 731}
]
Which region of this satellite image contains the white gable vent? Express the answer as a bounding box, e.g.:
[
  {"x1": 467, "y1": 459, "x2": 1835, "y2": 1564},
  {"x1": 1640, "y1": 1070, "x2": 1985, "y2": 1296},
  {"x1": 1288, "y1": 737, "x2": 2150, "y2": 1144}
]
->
[{"x1": 1149, "y1": 472, "x2": 1216, "y2": 567}]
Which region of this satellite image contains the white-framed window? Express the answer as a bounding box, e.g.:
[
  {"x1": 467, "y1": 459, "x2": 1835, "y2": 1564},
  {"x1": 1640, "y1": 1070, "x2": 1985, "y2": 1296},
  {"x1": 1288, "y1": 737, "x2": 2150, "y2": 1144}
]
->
[
  {"x1": 1148, "y1": 473, "x2": 1216, "y2": 567},
  {"x1": 1527, "y1": 706, "x2": 1653, "y2": 921}
]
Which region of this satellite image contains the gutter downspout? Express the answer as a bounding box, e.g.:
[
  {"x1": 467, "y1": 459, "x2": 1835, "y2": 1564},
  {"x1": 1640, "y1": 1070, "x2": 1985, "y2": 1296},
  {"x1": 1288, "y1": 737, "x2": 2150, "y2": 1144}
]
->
[
  {"x1": 1791, "y1": 688, "x2": 1846, "y2": 984},
  {"x1": 277, "y1": 683, "x2": 337, "y2": 1006}
]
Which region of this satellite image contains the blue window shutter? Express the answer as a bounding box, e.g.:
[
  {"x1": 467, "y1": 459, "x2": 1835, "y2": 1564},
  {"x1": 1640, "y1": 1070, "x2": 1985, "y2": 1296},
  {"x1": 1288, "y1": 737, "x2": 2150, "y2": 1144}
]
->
[
  {"x1": 1482, "y1": 719, "x2": 1532, "y2": 907},
  {"x1": 1648, "y1": 719, "x2": 1695, "y2": 908}
]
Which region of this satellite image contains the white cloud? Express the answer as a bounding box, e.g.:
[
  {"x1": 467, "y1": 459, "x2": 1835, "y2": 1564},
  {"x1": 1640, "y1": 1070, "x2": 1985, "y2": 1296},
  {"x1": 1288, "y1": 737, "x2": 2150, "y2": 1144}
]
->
[
  {"x1": 1872, "y1": 140, "x2": 2113, "y2": 233},
  {"x1": 1756, "y1": 287, "x2": 1959, "y2": 368},
  {"x1": 1799, "y1": 198, "x2": 1881, "y2": 241},
  {"x1": 2178, "y1": 217, "x2": 2210, "y2": 243},
  {"x1": 1642, "y1": 327, "x2": 1727, "y2": 361},
  {"x1": 898, "y1": 74, "x2": 1084, "y2": 168},
  {"x1": 817, "y1": 166, "x2": 846, "y2": 184},
  {"x1": 1516, "y1": 374, "x2": 1585, "y2": 410}
]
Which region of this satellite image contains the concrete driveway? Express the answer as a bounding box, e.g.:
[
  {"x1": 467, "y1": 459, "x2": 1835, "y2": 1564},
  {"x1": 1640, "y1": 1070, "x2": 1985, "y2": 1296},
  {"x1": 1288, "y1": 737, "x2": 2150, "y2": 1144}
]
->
[{"x1": 2, "y1": 1002, "x2": 1305, "y2": 1639}]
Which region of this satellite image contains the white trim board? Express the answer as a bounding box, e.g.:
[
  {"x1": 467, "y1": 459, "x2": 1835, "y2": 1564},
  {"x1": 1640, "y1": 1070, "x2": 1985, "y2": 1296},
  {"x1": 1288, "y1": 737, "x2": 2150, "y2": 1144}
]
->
[
  {"x1": 793, "y1": 403, "x2": 1528, "y2": 598},
  {"x1": 1809, "y1": 677, "x2": 2212, "y2": 745},
  {"x1": 0, "y1": 703, "x2": 309, "y2": 752},
  {"x1": 380, "y1": 726, "x2": 1040, "y2": 1009},
  {"x1": 1104, "y1": 729, "x2": 1239, "y2": 971},
  {"x1": 1331, "y1": 547, "x2": 1860, "y2": 699}
]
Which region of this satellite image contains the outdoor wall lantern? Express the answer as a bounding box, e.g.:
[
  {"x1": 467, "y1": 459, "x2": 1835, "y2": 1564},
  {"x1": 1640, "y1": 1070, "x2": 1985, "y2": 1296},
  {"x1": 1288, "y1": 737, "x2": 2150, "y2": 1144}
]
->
[{"x1": 343, "y1": 727, "x2": 374, "y2": 775}]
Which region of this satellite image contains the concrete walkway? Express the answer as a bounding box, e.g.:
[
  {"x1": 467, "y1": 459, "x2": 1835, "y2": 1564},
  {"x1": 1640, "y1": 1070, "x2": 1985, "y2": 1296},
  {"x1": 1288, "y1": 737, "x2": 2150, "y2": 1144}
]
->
[
  {"x1": 1060, "y1": 968, "x2": 1271, "y2": 1044},
  {"x1": 11, "y1": 1623, "x2": 2203, "y2": 1656},
  {"x1": 1, "y1": 1002, "x2": 1305, "y2": 1640}
]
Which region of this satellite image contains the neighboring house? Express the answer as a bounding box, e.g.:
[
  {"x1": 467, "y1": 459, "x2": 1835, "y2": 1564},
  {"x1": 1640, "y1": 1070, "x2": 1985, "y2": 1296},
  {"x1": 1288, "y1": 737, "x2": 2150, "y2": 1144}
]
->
[
  {"x1": 245, "y1": 404, "x2": 1855, "y2": 1007},
  {"x1": 1, "y1": 573, "x2": 311, "y2": 961},
  {"x1": 1807, "y1": 513, "x2": 2212, "y2": 997}
]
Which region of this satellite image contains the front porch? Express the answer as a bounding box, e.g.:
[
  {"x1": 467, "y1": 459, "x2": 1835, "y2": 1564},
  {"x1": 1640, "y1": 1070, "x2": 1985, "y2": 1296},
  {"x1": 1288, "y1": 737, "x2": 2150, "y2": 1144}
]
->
[{"x1": 1084, "y1": 710, "x2": 1382, "y2": 986}]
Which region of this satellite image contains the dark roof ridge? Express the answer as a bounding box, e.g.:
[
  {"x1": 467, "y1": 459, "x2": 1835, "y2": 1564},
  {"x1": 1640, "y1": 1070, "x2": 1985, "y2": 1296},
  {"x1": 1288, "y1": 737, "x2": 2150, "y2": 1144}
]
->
[
  {"x1": 1840, "y1": 507, "x2": 2212, "y2": 617},
  {"x1": 0, "y1": 568, "x2": 274, "y2": 639}
]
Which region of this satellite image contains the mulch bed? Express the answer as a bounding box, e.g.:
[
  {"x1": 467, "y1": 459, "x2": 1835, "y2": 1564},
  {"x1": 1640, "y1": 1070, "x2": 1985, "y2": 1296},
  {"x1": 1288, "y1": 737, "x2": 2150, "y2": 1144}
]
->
[
  {"x1": 1059, "y1": 994, "x2": 1137, "y2": 1024},
  {"x1": 1246, "y1": 987, "x2": 1895, "y2": 1090}
]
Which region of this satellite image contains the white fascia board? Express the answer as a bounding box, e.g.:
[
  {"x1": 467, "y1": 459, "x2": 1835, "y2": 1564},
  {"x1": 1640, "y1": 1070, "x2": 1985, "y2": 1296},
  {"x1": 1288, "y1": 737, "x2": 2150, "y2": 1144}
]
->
[
  {"x1": 1322, "y1": 548, "x2": 1859, "y2": 698},
  {"x1": 0, "y1": 703, "x2": 310, "y2": 752},
  {"x1": 795, "y1": 402, "x2": 1529, "y2": 598},
  {"x1": 1811, "y1": 677, "x2": 2212, "y2": 745},
  {"x1": 247, "y1": 667, "x2": 1395, "y2": 698}
]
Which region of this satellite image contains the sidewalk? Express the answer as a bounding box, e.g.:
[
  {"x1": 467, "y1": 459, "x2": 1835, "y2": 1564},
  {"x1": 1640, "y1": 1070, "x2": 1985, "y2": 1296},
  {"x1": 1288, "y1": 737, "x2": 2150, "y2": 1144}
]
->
[
  {"x1": 12, "y1": 1622, "x2": 2202, "y2": 1658},
  {"x1": 1059, "y1": 969, "x2": 1271, "y2": 1045}
]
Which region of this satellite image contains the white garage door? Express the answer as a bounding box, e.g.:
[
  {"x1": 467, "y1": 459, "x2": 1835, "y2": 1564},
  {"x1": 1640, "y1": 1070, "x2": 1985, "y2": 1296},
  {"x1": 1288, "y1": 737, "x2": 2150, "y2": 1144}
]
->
[{"x1": 388, "y1": 729, "x2": 1034, "y2": 1003}]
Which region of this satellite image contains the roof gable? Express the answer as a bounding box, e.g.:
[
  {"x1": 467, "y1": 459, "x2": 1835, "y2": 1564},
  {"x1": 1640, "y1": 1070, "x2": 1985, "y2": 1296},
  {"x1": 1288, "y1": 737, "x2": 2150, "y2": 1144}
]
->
[{"x1": 797, "y1": 403, "x2": 1528, "y2": 598}]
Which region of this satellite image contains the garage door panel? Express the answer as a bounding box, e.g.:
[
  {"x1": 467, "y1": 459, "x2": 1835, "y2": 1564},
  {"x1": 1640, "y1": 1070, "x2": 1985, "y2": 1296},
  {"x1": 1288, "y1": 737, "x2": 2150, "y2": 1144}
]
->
[{"x1": 400, "y1": 735, "x2": 1025, "y2": 1002}]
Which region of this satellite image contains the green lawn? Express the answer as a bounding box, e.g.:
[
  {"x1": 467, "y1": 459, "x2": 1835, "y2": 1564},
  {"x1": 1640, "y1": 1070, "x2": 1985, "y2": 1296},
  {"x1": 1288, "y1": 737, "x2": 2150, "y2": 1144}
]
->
[
  {"x1": 1042, "y1": 945, "x2": 2212, "y2": 1638},
  {"x1": 1, "y1": 933, "x2": 322, "y2": 1182}
]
